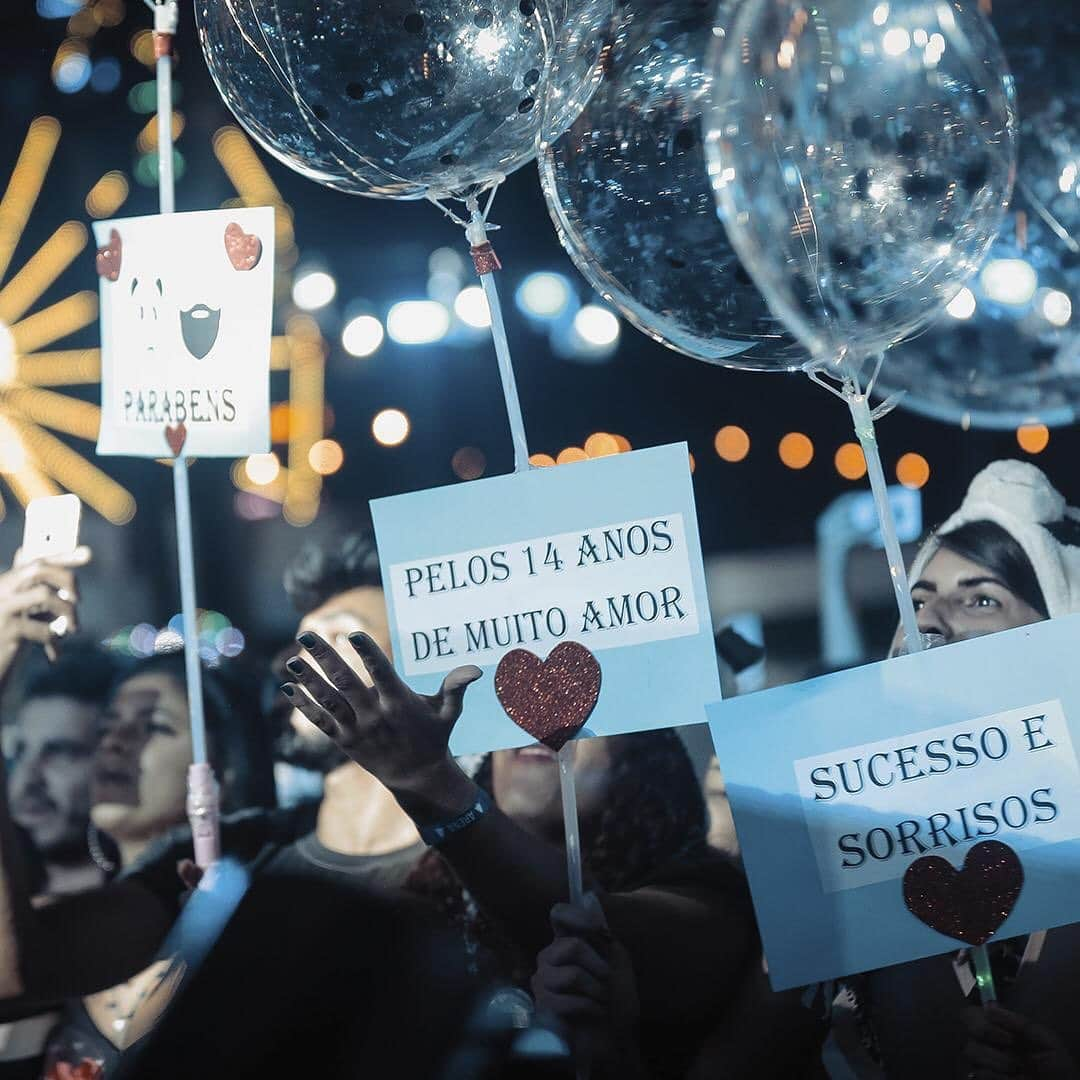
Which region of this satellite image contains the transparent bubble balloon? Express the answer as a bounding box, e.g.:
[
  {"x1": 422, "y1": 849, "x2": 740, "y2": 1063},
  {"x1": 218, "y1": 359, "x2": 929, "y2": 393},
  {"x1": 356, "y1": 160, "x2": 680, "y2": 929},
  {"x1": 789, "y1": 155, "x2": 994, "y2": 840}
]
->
[
  {"x1": 195, "y1": 0, "x2": 612, "y2": 202},
  {"x1": 705, "y1": 0, "x2": 1017, "y2": 372},
  {"x1": 876, "y1": 2, "x2": 1080, "y2": 428},
  {"x1": 539, "y1": 0, "x2": 803, "y2": 369}
]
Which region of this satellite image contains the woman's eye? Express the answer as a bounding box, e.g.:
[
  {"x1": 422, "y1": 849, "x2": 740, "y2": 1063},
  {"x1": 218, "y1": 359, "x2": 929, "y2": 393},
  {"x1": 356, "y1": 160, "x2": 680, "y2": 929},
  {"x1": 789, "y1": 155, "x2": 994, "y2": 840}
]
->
[
  {"x1": 970, "y1": 594, "x2": 1001, "y2": 609},
  {"x1": 912, "y1": 597, "x2": 925, "y2": 612},
  {"x1": 148, "y1": 713, "x2": 177, "y2": 737}
]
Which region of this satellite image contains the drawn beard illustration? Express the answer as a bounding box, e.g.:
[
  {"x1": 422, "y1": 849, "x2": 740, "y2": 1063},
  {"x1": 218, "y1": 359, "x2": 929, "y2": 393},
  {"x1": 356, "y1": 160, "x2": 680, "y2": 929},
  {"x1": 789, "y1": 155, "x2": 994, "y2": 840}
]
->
[{"x1": 180, "y1": 303, "x2": 221, "y2": 359}]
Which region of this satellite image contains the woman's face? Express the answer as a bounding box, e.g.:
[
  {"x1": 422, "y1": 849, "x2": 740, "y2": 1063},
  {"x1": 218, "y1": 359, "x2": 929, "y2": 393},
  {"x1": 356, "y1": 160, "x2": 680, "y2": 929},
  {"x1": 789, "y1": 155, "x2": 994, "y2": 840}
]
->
[
  {"x1": 905, "y1": 545, "x2": 1047, "y2": 646},
  {"x1": 91, "y1": 672, "x2": 194, "y2": 844},
  {"x1": 491, "y1": 736, "x2": 616, "y2": 840}
]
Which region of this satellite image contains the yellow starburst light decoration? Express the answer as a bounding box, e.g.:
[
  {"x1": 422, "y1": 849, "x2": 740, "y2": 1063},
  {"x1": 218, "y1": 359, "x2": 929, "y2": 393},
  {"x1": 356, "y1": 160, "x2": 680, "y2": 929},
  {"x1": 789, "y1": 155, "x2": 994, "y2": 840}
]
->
[{"x1": 0, "y1": 115, "x2": 134, "y2": 524}]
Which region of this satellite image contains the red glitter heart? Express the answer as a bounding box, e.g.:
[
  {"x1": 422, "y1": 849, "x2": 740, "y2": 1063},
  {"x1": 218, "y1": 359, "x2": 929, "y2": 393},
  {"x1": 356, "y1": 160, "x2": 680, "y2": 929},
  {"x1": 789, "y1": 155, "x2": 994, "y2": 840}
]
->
[
  {"x1": 95, "y1": 228, "x2": 121, "y2": 281},
  {"x1": 224, "y1": 222, "x2": 262, "y2": 271},
  {"x1": 494, "y1": 641, "x2": 601, "y2": 752},
  {"x1": 903, "y1": 840, "x2": 1024, "y2": 946},
  {"x1": 164, "y1": 422, "x2": 187, "y2": 457}
]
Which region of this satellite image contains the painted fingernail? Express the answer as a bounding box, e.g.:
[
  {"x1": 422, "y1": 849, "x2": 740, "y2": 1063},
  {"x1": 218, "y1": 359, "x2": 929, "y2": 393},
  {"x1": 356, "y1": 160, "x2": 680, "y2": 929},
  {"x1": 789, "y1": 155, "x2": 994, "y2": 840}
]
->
[
  {"x1": 347, "y1": 631, "x2": 369, "y2": 648},
  {"x1": 280, "y1": 684, "x2": 295, "y2": 697},
  {"x1": 297, "y1": 632, "x2": 317, "y2": 649},
  {"x1": 285, "y1": 657, "x2": 304, "y2": 675}
]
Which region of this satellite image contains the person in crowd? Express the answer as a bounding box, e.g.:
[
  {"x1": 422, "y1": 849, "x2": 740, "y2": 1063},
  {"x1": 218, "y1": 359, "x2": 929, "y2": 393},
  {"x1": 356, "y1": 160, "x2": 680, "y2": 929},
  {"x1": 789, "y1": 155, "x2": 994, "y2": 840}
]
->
[
  {"x1": 41, "y1": 651, "x2": 276, "y2": 1075},
  {"x1": 0, "y1": 532, "x2": 414, "y2": 1027},
  {"x1": 825, "y1": 460, "x2": 1080, "y2": 1078},
  {"x1": 0, "y1": 528, "x2": 757, "y2": 1076},
  {"x1": 7, "y1": 646, "x2": 117, "y2": 901},
  {"x1": 0, "y1": 557, "x2": 94, "y2": 1080},
  {"x1": 283, "y1": 624, "x2": 757, "y2": 1077}
]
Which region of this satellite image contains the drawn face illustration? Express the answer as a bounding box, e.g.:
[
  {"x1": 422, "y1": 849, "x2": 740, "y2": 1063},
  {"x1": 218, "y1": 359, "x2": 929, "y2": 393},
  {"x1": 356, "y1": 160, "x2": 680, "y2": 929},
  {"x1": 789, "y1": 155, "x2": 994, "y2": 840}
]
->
[
  {"x1": 179, "y1": 302, "x2": 221, "y2": 359},
  {"x1": 128, "y1": 274, "x2": 167, "y2": 356},
  {"x1": 96, "y1": 207, "x2": 274, "y2": 458}
]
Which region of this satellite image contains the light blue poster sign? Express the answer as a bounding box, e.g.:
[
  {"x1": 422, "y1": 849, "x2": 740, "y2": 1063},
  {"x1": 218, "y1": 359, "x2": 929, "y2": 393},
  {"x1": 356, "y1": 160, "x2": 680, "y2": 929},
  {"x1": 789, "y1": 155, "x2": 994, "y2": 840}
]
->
[
  {"x1": 371, "y1": 444, "x2": 720, "y2": 756},
  {"x1": 709, "y1": 614, "x2": 1080, "y2": 990}
]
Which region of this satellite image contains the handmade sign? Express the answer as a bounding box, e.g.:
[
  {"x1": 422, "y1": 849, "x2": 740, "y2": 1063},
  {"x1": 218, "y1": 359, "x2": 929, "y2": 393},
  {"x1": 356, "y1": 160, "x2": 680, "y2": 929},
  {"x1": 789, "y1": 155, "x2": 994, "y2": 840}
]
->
[
  {"x1": 371, "y1": 443, "x2": 719, "y2": 756},
  {"x1": 708, "y1": 613, "x2": 1080, "y2": 991},
  {"x1": 95, "y1": 207, "x2": 274, "y2": 458}
]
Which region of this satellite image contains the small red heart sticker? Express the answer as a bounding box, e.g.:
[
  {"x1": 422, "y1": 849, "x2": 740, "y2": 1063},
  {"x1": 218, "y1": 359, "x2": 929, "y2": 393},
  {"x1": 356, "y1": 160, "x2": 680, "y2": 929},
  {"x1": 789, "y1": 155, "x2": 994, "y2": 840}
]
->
[
  {"x1": 495, "y1": 641, "x2": 601, "y2": 752},
  {"x1": 95, "y1": 228, "x2": 122, "y2": 281},
  {"x1": 165, "y1": 422, "x2": 187, "y2": 457},
  {"x1": 224, "y1": 222, "x2": 262, "y2": 271},
  {"x1": 903, "y1": 839, "x2": 1024, "y2": 946}
]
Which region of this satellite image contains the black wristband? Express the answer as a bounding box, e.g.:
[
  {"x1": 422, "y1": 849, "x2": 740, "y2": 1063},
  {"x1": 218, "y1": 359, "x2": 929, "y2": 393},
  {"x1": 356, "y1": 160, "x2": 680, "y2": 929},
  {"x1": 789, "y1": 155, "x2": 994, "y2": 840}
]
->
[{"x1": 417, "y1": 787, "x2": 494, "y2": 847}]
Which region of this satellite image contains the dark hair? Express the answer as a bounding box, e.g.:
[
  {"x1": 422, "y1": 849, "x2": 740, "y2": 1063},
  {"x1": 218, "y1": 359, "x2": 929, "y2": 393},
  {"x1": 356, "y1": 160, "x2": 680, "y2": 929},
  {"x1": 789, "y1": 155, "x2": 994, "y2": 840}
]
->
[
  {"x1": 283, "y1": 531, "x2": 382, "y2": 615},
  {"x1": 407, "y1": 730, "x2": 708, "y2": 980},
  {"x1": 22, "y1": 641, "x2": 123, "y2": 709},
  {"x1": 115, "y1": 653, "x2": 276, "y2": 814},
  {"x1": 937, "y1": 520, "x2": 1049, "y2": 619}
]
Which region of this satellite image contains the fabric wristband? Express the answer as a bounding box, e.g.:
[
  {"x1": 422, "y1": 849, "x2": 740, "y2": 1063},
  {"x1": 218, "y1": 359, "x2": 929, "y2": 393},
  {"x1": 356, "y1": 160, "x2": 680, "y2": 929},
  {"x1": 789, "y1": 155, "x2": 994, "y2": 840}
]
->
[{"x1": 417, "y1": 787, "x2": 494, "y2": 847}]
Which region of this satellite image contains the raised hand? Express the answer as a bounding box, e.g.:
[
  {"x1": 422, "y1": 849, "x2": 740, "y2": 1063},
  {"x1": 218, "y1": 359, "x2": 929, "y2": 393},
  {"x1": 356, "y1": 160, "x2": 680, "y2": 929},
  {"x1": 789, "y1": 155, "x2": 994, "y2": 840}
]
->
[
  {"x1": 0, "y1": 546, "x2": 91, "y2": 670},
  {"x1": 281, "y1": 630, "x2": 482, "y2": 815}
]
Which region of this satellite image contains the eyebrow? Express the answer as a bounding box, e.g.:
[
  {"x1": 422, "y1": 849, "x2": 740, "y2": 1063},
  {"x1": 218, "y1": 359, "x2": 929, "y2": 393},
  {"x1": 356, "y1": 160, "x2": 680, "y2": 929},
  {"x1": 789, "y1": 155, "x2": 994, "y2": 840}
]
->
[{"x1": 913, "y1": 576, "x2": 1008, "y2": 593}]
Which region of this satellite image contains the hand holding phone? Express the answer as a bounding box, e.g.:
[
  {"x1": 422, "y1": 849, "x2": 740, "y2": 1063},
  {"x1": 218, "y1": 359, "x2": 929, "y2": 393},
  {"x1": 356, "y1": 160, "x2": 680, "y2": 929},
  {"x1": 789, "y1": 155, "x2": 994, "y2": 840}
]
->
[{"x1": 7, "y1": 495, "x2": 88, "y2": 662}]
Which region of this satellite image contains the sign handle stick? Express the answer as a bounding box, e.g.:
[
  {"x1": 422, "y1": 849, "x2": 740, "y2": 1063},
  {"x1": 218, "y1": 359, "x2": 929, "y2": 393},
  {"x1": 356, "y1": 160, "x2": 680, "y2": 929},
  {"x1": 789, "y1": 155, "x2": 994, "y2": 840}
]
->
[
  {"x1": 558, "y1": 741, "x2": 585, "y2": 906},
  {"x1": 150, "y1": 0, "x2": 221, "y2": 868},
  {"x1": 845, "y1": 387, "x2": 922, "y2": 652},
  {"x1": 558, "y1": 740, "x2": 588, "y2": 1080},
  {"x1": 427, "y1": 189, "x2": 532, "y2": 474},
  {"x1": 842, "y1": 365, "x2": 1003, "y2": 1004},
  {"x1": 972, "y1": 944, "x2": 997, "y2": 1005}
]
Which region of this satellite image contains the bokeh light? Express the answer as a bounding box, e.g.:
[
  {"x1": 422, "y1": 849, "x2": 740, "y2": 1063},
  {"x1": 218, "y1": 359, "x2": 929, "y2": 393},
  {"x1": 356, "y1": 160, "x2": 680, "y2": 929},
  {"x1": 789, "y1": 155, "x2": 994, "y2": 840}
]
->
[
  {"x1": 292, "y1": 270, "x2": 336, "y2": 311},
  {"x1": 372, "y1": 408, "x2": 410, "y2": 447},
  {"x1": 714, "y1": 425, "x2": 750, "y2": 463},
  {"x1": 556, "y1": 447, "x2": 589, "y2": 464},
  {"x1": 516, "y1": 272, "x2": 573, "y2": 319},
  {"x1": 584, "y1": 432, "x2": 619, "y2": 458},
  {"x1": 573, "y1": 305, "x2": 620, "y2": 348},
  {"x1": 834, "y1": 442, "x2": 868, "y2": 481},
  {"x1": 779, "y1": 432, "x2": 814, "y2": 470},
  {"x1": 308, "y1": 438, "x2": 344, "y2": 475},
  {"x1": 1016, "y1": 424, "x2": 1050, "y2": 454},
  {"x1": 386, "y1": 300, "x2": 450, "y2": 345},
  {"x1": 451, "y1": 446, "x2": 487, "y2": 480},
  {"x1": 453, "y1": 286, "x2": 491, "y2": 329},
  {"x1": 342, "y1": 314, "x2": 384, "y2": 357},
  {"x1": 896, "y1": 452, "x2": 930, "y2": 489},
  {"x1": 244, "y1": 452, "x2": 280, "y2": 486},
  {"x1": 529, "y1": 453, "x2": 557, "y2": 467}
]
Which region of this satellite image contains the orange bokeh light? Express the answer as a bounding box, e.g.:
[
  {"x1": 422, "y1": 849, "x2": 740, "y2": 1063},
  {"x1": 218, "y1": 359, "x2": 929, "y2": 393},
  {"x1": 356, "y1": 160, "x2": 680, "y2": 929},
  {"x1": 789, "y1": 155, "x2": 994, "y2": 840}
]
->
[
  {"x1": 529, "y1": 453, "x2": 556, "y2": 467},
  {"x1": 714, "y1": 425, "x2": 750, "y2": 462},
  {"x1": 834, "y1": 442, "x2": 867, "y2": 481},
  {"x1": 556, "y1": 447, "x2": 589, "y2": 465},
  {"x1": 1016, "y1": 424, "x2": 1050, "y2": 454},
  {"x1": 584, "y1": 432, "x2": 620, "y2": 458},
  {"x1": 896, "y1": 452, "x2": 930, "y2": 489},
  {"x1": 779, "y1": 432, "x2": 814, "y2": 470}
]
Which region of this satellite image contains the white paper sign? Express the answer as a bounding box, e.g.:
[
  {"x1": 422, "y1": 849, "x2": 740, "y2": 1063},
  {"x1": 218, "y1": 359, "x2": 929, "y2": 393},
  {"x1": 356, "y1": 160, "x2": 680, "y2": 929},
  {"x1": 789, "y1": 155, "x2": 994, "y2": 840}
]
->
[
  {"x1": 387, "y1": 513, "x2": 699, "y2": 678},
  {"x1": 795, "y1": 700, "x2": 1080, "y2": 893},
  {"x1": 95, "y1": 207, "x2": 273, "y2": 458}
]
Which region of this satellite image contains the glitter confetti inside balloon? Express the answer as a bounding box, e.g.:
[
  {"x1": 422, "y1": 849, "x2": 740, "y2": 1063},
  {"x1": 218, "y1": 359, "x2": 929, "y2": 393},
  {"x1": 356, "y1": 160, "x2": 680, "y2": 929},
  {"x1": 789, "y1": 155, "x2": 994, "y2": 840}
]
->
[
  {"x1": 540, "y1": 0, "x2": 803, "y2": 369},
  {"x1": 876, "y1": 2, "x2": 1080, "y2": 429},
  {"x1": 195, "y1": 0, "x2": 612, "y2": 202},
  {"x1": 705, "y1": 0, "x2": 1017, "y2": 374}
]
